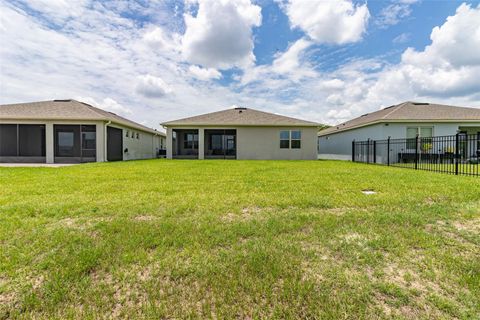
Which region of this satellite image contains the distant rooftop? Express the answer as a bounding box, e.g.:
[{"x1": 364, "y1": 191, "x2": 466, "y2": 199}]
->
[
  {"x1": 319, "y1": 101, "x2": 480, "y2": 136},
  {"x1": 162, "y1": 107, "x2": 319, "y2": 127},
  {"x1": 0, "y1": 99, "x2": 164, "y2": 135}
]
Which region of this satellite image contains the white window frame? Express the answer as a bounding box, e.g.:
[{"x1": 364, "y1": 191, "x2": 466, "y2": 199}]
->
[{"x1": 279, "y1": 130, "x2": 302, "y2": 149}]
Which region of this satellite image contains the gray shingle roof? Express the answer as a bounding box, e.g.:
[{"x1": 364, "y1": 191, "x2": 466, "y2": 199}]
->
[
  {"x1": 162, "y1": 107, "x2": 319, "y2": 127},
  {"x1": 0, "y1": 99, "x2": 164, "y2": 136},
  {"x1": 319, "y1": 101, "x2": 480, "y2": 136}
]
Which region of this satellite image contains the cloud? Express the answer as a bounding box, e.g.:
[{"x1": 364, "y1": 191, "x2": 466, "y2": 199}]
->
[
  {"x1": 281, "y1": 0, "x2": 370, "y2": 44},
  {"x1": 143, "y1": 26, "x2": 181, "y2": 53},
  {"x1": 392, "y1": 33, "x2": 410, "y2": 44},
  {"x1": 189, "y1": 65, "x2": 222, "y2": 81},
  {"x1": 135, "y1": 75, "x2": 172, "y2": 98},
  {"x1": 239, "y1": 38, "x2": 315, "y2": 86},
  {"x1": 181, "y1": 0, "x2": 262, "y2": 69},
  {"x1": 272, "y1": 38, "x2": 312, "y2": 74},
  {"x1": 376, "y1": 2, "x2": 414, "y2": 28},
  {"x1": 316, "y1": 3, "x2": 480, "y2": 124},
  {"x1": 79, "y1": 97, "x2": 133, "y2": 116}
]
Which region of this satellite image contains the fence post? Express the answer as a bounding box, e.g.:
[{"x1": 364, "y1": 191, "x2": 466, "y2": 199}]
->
[
  {"x1": 455, "y1": 133, "x2": 459, "y2": 175},
  {"x1": 352, "y1": 140, "x2": 355, "y2": 162},
  {"x1": 415, "y1": 135, "x2": 419, "y2": 170},
  {"x1": 387, "y1": 137, "x2": 390, "y2": 166},
  {"x1": 367, "y1": 138, "x2": 370, "y2": 163},
  {"x1": 373, "y1": 140, "x2": 377, "y2": 164}
]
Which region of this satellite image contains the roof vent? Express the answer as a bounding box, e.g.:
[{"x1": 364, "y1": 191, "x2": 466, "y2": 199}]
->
[
  {"x1": 53, "y1": 99, "x2": 72, "y2": 102},
  {"x1": 234, "y1": 107, "x2": 247, "y2": 110},
  {"x1": 360, "y1": 113, "x2": 369, "y2": 117},
  {"x1": 412, "y1": 102, "x2": 429, "y2": 105}
]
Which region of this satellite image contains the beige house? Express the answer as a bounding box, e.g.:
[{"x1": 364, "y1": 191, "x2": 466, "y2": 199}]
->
[
  {"x1": 162, "y1": 107, "x2": 319, "y2": 160},
  {"x1": 0, "y1": 99, "x2": 166, "y2": 163}
]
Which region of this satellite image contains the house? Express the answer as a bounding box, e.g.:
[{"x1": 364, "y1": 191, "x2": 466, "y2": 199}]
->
[
  {"x1": 0, "y1": 99, "x2": 166, "y2": 163},
  {"x1": 161, "y1": 107, "x2": 319, "y2": 160},
  {"x1": 318, "y1": 101, "x2": 480, "y2": 160}
]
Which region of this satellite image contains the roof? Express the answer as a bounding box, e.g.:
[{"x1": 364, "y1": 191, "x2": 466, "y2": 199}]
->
[
  {"x1": 0, "y1": 99, "x2": 164, "y2": 136},
  {"x1": 162, "y1": 107, "x2": 319, "y2": 127},
  {"x1": 319, "y1": 101, "x2": 480, "y2": 136}
]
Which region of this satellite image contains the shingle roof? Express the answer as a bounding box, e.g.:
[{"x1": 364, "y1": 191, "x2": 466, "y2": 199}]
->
[
  {"x1": 319, "y1": 101, "x2": 480, "y2": 136},
  {"x1": 0, "y1": 99, "x2": 164, "y2": 136},
  {"x1": 162, "y1": 107, "x2": 319, "y2": 127}
]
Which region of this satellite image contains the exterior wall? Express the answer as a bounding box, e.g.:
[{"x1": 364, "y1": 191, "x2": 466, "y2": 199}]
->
[
  {"x1": 165, "y1": 126, "x2": 318, "y2": 160},
  {"x1": 318, "y1": 122, "x2": 480, "y2": 160},
  {"x1": 237, "y1": 126, "x2": 318, "y2": 160},
  {"x1": 0, "y1": 119, "x2": 165, "y2": 163},
  {"x1": 107, "y1": 123, "x2": 163, "y2": 161}
]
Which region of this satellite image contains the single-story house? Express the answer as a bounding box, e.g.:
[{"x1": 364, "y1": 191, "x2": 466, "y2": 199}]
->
[
  {"x1": 318, "y1": 101, "x2": 480, "y2": 160},
  {"x1": 0, "y1": 99, "x2": 166, "y2": 163},
  {"x1": 161, "y1": 107, "x2": 319, "y2": 160}
]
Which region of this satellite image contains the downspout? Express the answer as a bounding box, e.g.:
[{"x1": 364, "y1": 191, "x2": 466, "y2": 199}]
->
[{"x1": 104, "y1": 121, "x2": 111, "y2": 162}]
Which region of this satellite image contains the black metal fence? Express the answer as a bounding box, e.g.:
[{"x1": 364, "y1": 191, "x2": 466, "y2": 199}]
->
[{"x1": 352, "y1": 133, "x2": 480, "y2": 176}]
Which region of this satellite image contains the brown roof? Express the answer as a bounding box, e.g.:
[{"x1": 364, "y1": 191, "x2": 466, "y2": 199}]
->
[
  {"x1": 162, "y1": 107, "x2": 319, "y2": 127},
  {"x1": 319, "y1": 101, "x2": 480, "y2": 136},
  {"x1": 0, "y1": 99, "x2": 164, "y2": 136}
]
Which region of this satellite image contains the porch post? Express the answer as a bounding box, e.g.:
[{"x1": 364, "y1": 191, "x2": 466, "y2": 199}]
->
[
  {"x1": 45, "y1": 122, "x2": 54, "y2": 164},
  {"x1": 166, "y1": 127, "x2": 173, "y2": 159},
  {"x1": 198, "y1": 128, "x2": 205, "y2": 160}
]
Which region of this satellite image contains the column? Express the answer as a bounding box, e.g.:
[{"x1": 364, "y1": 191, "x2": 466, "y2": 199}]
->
[
  {"x1": 96, "y1": 123, "x2": 105, "y2": 162},
  {"x1": 198, "y1": 128, "x2": 204, "y2": 160},
  {"x1": 45, "y1": 122, "x2": 54, "y2": 164},
  {"x1": 166, "y1": 127, "x2": 173, "y2": 159}
]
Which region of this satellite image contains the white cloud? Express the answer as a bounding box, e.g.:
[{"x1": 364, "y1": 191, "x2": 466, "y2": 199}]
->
[
  {"x1": 143, "y1": 26, "x2": 181, "y2": 53},
  {"x1": 136, "y1": 74, "x2": 172, "y2": 98},
  {"x1": 282, "y1": 0, "x2": 370, "y2": 44},
  {"x1": 376, "y1": 3, "x2": 413, "y2": 28},
  {"x1": 79, "y1": 97, "x2": 133, "y2": 116},
  {"x1": 189, "y1": 65, "x2": 222, "y2": 81},
  {"x1": 272, "y1": 38, "x2": 312, "y2": 74},
  {"x1": 393, "y1": 32, "x2": 410, "y2": 44},
  {"x1": 181, "y1": 0, "x2": 262, "y2": 69}
]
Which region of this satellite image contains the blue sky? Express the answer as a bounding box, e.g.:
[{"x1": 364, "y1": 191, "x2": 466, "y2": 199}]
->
[{"x1": 1, "y1": 0, "x2": 479, "y2": 130}]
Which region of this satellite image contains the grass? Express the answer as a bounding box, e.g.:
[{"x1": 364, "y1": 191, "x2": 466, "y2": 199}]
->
[{"x1": 0, "y1": 159, "x2": 479, "y2": 319}]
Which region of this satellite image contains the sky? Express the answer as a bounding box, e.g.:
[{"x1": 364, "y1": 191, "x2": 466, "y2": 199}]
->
[{"x1": 1, "y1": 0, "x2": 480, "y2": 132}]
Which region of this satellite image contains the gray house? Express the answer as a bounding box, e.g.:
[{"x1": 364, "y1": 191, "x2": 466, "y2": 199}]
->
[
  {"x1": 318, "y1": 101, "x2": 480, "y2": 160},
  {"x1": 0, "y1": 100, "x2": 165, "y2": 163},
  {"x1": 162, "y1": 107, "x2": 319, "y2": 160}
]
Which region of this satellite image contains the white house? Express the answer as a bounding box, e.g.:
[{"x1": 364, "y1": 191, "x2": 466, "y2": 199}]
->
[
  {"x1": 162, "y1": 107, "x2": 319, "y2": 160},
  {"x1": 318, "y1": 101, "x2": 480, "y2": 160},
  {"x1": 0, "y1": 99, "x2": 166, "y2": 163}
]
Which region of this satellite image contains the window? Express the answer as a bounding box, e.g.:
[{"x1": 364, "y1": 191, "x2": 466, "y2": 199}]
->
[
  {"x1": 291, "y1": 130, "x2": 301, "y2": 149},
  {"x1": 126, "y1": 130, "x2": 129, "y2": 137},
  {"x1": 406, "y1": 127, "x2": 433, "y2": 149},
  {"x1": 280, "y1": 130, "x2": 290, "y2": 148},
  {"x1": 280, "y1": 130, "x2": 301, "y2": 149},
  {"x1": 136, "y1": 133, "x2": 140, "y2": 139},
  {"x1": 184, "y1": 133, "x2": 198, "y2": 149}
]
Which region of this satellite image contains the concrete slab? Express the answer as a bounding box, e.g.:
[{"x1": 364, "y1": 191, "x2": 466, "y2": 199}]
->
[{"x1": 0, "y1": 163, "x2": 77, "y2": 168}]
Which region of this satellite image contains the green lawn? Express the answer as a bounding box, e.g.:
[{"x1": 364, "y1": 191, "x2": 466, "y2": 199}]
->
[{"x1": 1, "y1": 160, "x2": 479, "y2": 319}]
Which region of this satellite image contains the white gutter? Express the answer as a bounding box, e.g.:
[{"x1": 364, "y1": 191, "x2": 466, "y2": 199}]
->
[{"x1": 104, "y1": 120, "x2": 111, "y2": 161}]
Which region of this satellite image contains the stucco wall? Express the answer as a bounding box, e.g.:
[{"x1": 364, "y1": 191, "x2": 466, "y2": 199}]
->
[
  {"x1": 107, "y1": 123, "x2": 163, "y2": 161},
  {"x1": 236, "y1": 126, "x2": 318, "y2": 160},
  {"x1": 318, "y1": 122, "x2": 480, "y2": 160}
]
